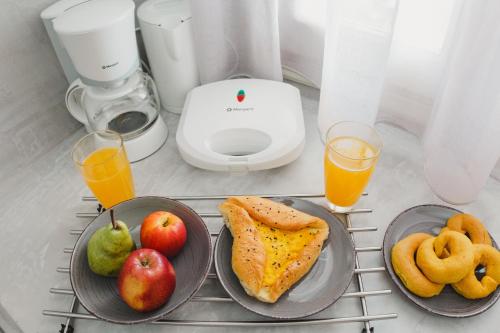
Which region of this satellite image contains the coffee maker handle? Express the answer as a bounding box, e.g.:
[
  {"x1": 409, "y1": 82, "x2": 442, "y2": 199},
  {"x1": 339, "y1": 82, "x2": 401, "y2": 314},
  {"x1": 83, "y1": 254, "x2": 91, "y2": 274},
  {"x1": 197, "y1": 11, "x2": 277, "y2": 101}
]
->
[{"x1": 65, "y1": 79, "x2": 89, "y2": 125}]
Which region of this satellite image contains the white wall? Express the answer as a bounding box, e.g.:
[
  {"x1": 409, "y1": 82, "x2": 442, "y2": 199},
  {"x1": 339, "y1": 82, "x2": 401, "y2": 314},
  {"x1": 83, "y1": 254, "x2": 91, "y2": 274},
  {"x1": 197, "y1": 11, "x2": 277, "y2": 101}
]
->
[{"x1": 0, "y1": 0, "x2": 82, "y2": 183}]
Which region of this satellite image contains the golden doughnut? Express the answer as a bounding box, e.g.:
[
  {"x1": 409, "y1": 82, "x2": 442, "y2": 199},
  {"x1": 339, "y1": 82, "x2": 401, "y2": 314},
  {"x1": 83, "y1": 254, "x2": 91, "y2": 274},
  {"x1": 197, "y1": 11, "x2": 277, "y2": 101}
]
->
[
  {"x1": 452, "y1": 244, "x2": 500, "y2": 299},
  {"x1": 391, "y1": 233, "x2": 445, "y2": 297},
  {"x1": 443, "y1": 213, "x2": 491, "y2": 245},
  {"x1": 416, "y1": 230, "x2": 474, "y2": 284}
]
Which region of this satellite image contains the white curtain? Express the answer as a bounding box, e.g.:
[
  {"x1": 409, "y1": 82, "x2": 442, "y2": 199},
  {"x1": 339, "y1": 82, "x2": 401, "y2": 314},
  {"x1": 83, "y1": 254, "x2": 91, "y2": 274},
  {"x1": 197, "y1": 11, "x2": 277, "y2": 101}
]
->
[
  {"x1": 189, "y1": 0, "x2": 282, "y2": 83},
  {"x1": 278, "y1": 0, "x2": 460, "y2": 137},
  {"x1": 317, "y1": 0, "x2": 399, "y2": 138},
  {"x1": 422, "y1": 0, "x2": 500, "y2": 203},
  {"x1": 277, "y1": 0, "x2": 326, "y2": 87},
  {"x1": 189, "y1": 0, "x2": 500, "y2": 201}
]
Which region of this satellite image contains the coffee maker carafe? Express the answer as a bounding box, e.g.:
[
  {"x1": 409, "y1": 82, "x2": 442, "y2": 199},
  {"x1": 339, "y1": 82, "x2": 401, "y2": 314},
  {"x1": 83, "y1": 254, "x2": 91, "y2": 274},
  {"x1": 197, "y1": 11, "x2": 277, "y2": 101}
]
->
[{"x1": 54, "y1": 0, "x2": 168, "y2": 162}]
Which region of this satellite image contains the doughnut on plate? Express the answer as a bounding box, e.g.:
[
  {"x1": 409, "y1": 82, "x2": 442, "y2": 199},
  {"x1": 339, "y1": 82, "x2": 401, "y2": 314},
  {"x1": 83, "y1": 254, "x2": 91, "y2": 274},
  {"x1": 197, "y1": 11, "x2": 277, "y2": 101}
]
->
[{"x1": 383, "y1": 204, "x2": 499, "y2": 317}]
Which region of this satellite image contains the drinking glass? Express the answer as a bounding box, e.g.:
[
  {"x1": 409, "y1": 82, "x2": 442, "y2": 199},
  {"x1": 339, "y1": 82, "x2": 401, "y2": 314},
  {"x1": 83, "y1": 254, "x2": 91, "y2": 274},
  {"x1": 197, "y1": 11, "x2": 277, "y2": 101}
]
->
[
  {"x1": 324, "y1": 121, "x2": 382, "y2": 212},
  {"x1": 72, "y1": 130, "x2": 135, "y2": 209}
]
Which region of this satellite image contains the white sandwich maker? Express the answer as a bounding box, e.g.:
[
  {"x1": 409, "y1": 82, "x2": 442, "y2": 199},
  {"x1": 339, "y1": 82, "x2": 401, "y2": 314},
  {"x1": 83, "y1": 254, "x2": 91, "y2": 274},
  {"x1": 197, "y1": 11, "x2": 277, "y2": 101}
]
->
[{"x1": 176, "y1": 79, "x2": 305, "y2": 172}]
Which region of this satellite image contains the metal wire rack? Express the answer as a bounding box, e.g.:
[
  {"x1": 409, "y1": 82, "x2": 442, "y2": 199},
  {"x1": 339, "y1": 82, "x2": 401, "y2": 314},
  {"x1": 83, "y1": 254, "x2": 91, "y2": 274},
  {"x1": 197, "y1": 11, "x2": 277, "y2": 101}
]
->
[{"x1": 43, "y1": 193, "x2": 397, "y2": 332}]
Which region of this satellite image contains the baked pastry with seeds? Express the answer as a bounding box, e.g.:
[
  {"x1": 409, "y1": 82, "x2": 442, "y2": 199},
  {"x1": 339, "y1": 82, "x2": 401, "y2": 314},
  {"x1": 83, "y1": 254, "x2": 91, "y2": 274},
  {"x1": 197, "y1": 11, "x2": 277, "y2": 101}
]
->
[{"x1": 218, "y1": 196, "x2": 329, "y2": 303}]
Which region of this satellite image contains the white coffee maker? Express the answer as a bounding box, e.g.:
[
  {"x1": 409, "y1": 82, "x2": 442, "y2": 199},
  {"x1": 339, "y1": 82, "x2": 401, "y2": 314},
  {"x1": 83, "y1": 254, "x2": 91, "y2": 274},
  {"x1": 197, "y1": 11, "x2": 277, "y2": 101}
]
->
[{"x1": 53, "y1": 0, "x2": 168, "y2": 162}]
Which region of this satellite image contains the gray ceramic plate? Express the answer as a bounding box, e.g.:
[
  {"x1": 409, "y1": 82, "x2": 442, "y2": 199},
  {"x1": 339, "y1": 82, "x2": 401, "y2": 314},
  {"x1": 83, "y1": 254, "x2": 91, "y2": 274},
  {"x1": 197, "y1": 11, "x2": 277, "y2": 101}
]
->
[
  {"x1": 70, "y1": 196, "x2": 212, "y2": 324},
  {"x1": 383, "y1": 204, "x2": 500, "y2": 317},
  {"x1": 214, "y1": 197, "x2": 355, "y2": 319}
]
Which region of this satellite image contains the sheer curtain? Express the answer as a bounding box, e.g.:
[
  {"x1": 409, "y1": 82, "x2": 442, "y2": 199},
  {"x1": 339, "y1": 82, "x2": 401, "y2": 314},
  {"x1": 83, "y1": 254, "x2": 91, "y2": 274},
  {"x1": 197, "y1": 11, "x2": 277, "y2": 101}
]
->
[
  {"x1": 189, "y1": 0, "x2": 500, "y2": 202},
  {"x1": 422, "y1": 0, "x2": 500, "y2": 203},
  {"x1": 277, "y1": 0, "x2": 326, "y2": 87},
  {"x1": 317, "y1": 0, "x2": 399, "y2": 139},
  {"x1": 278, "y1": 0, "x2": 459, "y2": 136},
  {"x1": 190, "y1": 0, "x2": 282, "y2": 83}
]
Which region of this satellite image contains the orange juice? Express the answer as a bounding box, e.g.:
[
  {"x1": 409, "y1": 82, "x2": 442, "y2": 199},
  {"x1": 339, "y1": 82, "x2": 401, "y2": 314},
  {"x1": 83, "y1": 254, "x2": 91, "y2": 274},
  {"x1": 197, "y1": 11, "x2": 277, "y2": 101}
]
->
[
  {"x1": 324, "y1": 136, "x2": 378, "y2": 208},
  {"x1": 81, "y1": 147, "x2": 134, "y2": 208}
]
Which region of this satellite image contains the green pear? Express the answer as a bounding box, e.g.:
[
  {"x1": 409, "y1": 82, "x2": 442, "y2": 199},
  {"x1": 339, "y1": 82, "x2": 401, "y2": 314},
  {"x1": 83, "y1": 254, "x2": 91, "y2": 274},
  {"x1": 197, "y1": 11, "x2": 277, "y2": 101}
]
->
[{"x1": 87, "y1": 220, "x2": 136, "y2": 277}]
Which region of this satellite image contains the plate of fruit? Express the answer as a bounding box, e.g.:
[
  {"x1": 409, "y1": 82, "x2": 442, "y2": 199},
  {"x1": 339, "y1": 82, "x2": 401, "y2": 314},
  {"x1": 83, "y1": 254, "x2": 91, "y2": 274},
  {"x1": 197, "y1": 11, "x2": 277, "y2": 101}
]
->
[{"x1": 70, "y1": 196, "x2": 212, "y2": 324}]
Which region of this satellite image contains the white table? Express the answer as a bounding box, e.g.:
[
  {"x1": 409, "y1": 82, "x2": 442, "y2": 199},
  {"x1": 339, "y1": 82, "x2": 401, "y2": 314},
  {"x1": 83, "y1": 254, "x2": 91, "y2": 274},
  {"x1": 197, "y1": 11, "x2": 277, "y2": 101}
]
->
[{"x1": 1, "y1": 83, "x2": 499, "y2": 332}]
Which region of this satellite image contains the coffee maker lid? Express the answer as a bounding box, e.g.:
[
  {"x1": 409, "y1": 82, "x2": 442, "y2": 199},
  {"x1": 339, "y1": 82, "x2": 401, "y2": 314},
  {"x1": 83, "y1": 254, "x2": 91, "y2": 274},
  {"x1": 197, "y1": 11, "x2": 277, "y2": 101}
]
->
[
  {"x1": 137, "y1": 0, "x2": 191, "y2": 30},
  {"x1": 54, "y1": 0, "x2": 135, "y2": 35},
  {"x1": 40, "y1": 0, "x2": 89, "y2": 20}
]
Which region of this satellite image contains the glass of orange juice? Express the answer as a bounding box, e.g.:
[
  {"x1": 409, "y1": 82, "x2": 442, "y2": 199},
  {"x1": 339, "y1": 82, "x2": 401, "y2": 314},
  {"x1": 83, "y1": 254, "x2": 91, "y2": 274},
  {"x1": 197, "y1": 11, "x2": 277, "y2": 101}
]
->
[
  {"x1": 72, "y1": 130, "x2": 135, "y2": 209},
  {"x1": 324, "y1": 121, "x2": 382, "y2": 212}
]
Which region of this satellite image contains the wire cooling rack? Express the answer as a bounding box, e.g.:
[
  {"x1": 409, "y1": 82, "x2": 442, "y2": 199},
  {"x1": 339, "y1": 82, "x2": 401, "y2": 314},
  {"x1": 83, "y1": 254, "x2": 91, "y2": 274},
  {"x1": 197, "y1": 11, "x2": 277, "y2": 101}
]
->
[{"x1": 43, "y1": 193, "x2": 397, "y2": 332}]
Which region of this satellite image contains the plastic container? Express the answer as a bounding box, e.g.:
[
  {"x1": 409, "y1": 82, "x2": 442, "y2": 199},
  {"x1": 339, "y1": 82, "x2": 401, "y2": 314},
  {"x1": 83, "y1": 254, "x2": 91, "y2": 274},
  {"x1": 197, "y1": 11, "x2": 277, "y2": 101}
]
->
[{"x1": 137, "y1": 0, "x2": 200, "y2": 113}]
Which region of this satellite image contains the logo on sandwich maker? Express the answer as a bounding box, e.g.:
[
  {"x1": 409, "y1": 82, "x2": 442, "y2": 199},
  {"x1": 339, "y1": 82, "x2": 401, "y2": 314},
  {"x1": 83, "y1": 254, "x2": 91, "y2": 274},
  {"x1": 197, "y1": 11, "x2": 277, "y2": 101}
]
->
[
  {"x1": 236, "y1": 89, "x2": 245, "y2": 102},
  {"x1": 226, "y1": 89, "x2": 253, "y2": 112}
]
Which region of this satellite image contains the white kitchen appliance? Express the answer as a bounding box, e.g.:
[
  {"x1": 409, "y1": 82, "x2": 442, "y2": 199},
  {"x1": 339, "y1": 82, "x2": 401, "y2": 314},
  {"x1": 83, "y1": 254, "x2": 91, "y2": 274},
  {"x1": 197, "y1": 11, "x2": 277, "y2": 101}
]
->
[
  {"x1": 53, "y1": 0, "x2": 168, "y2": 162},
  {"x1": 137, "y1": 0, "x2": 200, "y2": 113},
  {"x1": 176, "y1": 79, "x2": 305, "y2": 172},
  {"x1": 41, "y1": 0, "x2": 87, "y2": 84}
]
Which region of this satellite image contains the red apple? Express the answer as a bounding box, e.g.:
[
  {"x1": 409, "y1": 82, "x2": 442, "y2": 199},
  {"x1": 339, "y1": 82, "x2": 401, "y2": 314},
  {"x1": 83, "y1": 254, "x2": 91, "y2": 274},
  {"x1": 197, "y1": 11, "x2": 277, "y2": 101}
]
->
[
  {"x1": 118, "y1": 248, "x2": 176, "y2": 312},
  {"x1": 140, "y1": 211, "x2": 187, "y2": 257}
]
